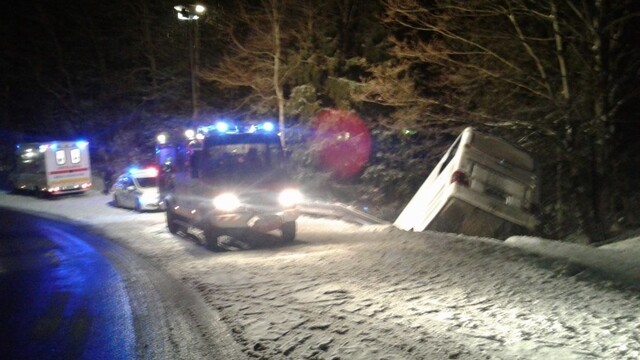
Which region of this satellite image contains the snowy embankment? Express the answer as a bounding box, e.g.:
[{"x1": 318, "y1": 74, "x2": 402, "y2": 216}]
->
[
  {"x1": 2, "y1": 190, "x2": 640, "y2": 360},
  {"x1": 506, "y1": 236, "x2": 640, "y2": 284}
]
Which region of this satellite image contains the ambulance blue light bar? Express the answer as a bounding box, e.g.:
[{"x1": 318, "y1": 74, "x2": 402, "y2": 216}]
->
[{"x1": 76, "y1": 140, "x2": 89, "y2": 149}]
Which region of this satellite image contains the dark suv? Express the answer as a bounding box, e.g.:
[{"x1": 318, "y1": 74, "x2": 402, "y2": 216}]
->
[{"x1": 157, "y1": 122, "x2": 302, "y2": 251}]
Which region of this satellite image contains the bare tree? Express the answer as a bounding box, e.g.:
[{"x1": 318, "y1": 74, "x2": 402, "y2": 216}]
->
[
  {"x1": 359, "y1": 0, "x2": 640, "y2": 240},
  {"x1": 201, "y1": 0, "x2": 299, "y2": 146},
  {"x1": 201, "y1": 0, "x2": 388, "y2": 145}
]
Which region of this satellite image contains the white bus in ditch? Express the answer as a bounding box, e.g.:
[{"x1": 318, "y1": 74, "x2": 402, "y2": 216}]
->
[
  {"x1": 10, "y1": 141, "x2": 92, "y2": 196},
  {"x1": 394, "y1": 127, "x2": 539, "y2": 239}
]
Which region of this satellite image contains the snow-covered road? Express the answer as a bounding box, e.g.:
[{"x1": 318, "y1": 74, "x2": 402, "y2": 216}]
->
[{"x1": 2, "y1": 190, "x2": 639, "y2": 359}]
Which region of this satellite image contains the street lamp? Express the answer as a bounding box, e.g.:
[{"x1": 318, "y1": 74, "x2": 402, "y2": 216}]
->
[
  {"x1": 174, "y1": 4, "x2": 206, "y2": 119},
  {"x1": 174, "y1": 4, "x2": 206, "y2": 20}
]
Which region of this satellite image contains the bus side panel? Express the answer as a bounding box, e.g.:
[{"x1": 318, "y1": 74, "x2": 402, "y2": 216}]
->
[
  {"x1": 427, "y1": 198, "x2": 498, "y2": 237},
  {"x1": 394, "y1": 130, "x2": 469, "y2": 232},
  {"x1": 426, "y1": 197, "x2": 527, "y2": 239}
]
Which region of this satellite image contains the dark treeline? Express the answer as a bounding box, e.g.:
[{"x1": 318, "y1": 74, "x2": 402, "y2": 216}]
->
[{"x1": 1, "y1": 0, "x2": 639, "y2": 242}]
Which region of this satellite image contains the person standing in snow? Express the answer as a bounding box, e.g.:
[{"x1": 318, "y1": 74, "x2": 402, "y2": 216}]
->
[{"x1": 103, "y1": 165, "x2": 115, "y2": 194}]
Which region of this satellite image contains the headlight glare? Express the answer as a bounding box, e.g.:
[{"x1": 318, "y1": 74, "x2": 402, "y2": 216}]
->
[
  {"x1": 140, "y1": 192, "x2": 159, "y2": 202},
  {"x1": 212, "y1": 193, "x2": 241, "y2": 212},
  {"x1": 279, "y1": 189, "x2": 303, "y2": 207}
]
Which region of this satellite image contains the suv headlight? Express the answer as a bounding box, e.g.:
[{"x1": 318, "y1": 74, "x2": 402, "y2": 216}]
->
[
  {"x1": 212, "y1": 193, "x2": 241, "y2": 212},
  {"x1": 278, "y1": 189, "x2": 303, "y2": 208}
]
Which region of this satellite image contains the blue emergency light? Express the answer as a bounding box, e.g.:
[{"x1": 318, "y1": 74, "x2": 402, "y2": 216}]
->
[
  {"x1": 262, "y1": 122, "x2": 275, "y2": 132},
  {"x1": 76, "y1": 140, "x2": 89, "y2": 149},
  {"x1": 215, "y1": 121, "x2": 230, "y2": 133},
  {"x1": 196, "y1": 120, "x2": 276, "y2": 136},
  {"x1": 129, "y1": 167, "x2": 159, "y2": 177}
]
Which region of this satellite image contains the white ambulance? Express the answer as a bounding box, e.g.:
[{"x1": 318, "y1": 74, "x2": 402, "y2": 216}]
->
[{"x1": 10, "y1": 141, "x2": 92, "y2": 196}]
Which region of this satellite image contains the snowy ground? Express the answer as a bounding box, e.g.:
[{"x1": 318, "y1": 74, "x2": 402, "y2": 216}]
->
[{"x1": 1, "y1": 189, "x2": 640, "y2": 360}]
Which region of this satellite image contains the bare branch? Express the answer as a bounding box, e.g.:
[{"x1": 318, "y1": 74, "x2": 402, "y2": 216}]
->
[{"x1": 505, "y1": 1, "x2": 553, "y2": 97}]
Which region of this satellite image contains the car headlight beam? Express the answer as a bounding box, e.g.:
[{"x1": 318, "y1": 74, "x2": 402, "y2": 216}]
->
[
  {"x1": 212, "y1": 193, "x2": 241, "y2": 212},
  {"x1": 279, "y1": 189, "x2": 303, "y2": 208}
]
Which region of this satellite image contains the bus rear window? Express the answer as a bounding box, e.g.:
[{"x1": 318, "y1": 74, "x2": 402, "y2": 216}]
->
[{"x1": 471, "y1": 133, "x2": 534, "y2": 171}]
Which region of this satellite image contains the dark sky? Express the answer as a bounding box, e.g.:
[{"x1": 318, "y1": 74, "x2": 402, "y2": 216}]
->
[{"x1": 1, "y1": 0, "x2": 189, "y2": 143}]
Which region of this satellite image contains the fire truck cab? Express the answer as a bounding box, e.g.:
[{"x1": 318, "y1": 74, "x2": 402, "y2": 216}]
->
[
  {"x1": 10, "y1": 141, "x2": 92, "y2": 196},
  {"x1": 157, "y1": 121, "x2": 302, "y2": 251}
]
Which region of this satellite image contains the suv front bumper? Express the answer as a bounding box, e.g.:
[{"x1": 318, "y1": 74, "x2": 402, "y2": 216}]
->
[{"x1": 211, "y1": 208, "x2": 299, "y2": 233}]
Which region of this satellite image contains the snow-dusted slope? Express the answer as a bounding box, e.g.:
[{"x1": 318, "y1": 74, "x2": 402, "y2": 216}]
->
[{"x1": 2, "y1": 190, "x2": 639, "y2": 359}]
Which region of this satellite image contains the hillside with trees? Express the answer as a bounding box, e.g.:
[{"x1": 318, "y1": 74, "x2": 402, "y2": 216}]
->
[{"x1": 2, "y1": 0, "x2": 639, "y2": 242}]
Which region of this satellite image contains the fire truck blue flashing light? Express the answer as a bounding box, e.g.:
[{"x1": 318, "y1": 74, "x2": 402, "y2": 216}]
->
[
  {"x1": 262, "y1": 121, "x2": 275, "y2": 132},
  {"x1": 76, "y1": 140, "x2": 89, "y2": 149},
  {"x1": 197, "y1": 121, "x2": 276, "y2": 136},
  {"x1": 248, "y1": 121, "x2": 275, "y2": 133},
  {"x1": 215, "y1": 121, "x2": 230, "y2": 133}
]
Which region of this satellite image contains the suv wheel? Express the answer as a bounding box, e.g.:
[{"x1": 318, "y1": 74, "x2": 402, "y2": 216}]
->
[
  {"x1": 166, "y1": 203, "x2": 181, "y2": 234},
  {"x1": 203, "y1": 225, "x2": 225, "y2": 252},
  {"x1": 281, "y1": 221, "x2": 296, "y2": 243}
]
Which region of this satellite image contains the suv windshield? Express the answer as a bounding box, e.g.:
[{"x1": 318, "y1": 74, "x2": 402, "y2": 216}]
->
[{"x1": 202, "y1": 143, "x2": 281, "y2": 176}]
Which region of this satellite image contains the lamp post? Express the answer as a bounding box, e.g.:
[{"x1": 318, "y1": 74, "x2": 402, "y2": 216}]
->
[{"x1": 174, "y1": 4, "x2": 206, "y2": 119}]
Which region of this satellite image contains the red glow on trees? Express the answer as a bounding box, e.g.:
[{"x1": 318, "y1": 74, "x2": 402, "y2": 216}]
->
[{"x1": 310, "y1": 109, "x2": 372, "y2": 180}]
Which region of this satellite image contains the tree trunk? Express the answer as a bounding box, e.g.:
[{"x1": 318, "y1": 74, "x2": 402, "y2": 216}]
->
[
  {"x1": 270, "y1": 0, "x2": 286, "y2": 148},
  {"x1": 139, "y1": 0, "x2": 158, "y2": 93}
]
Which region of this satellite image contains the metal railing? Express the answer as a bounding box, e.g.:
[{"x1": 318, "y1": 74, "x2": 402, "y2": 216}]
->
[{"x1": 297, "y1": 201, "x2": 389, "y2": 225}]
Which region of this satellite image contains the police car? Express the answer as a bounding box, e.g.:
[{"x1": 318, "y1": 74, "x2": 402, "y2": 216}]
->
[{"x1": 112, "y1": 167, "x2": 164, "y2": 212}]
